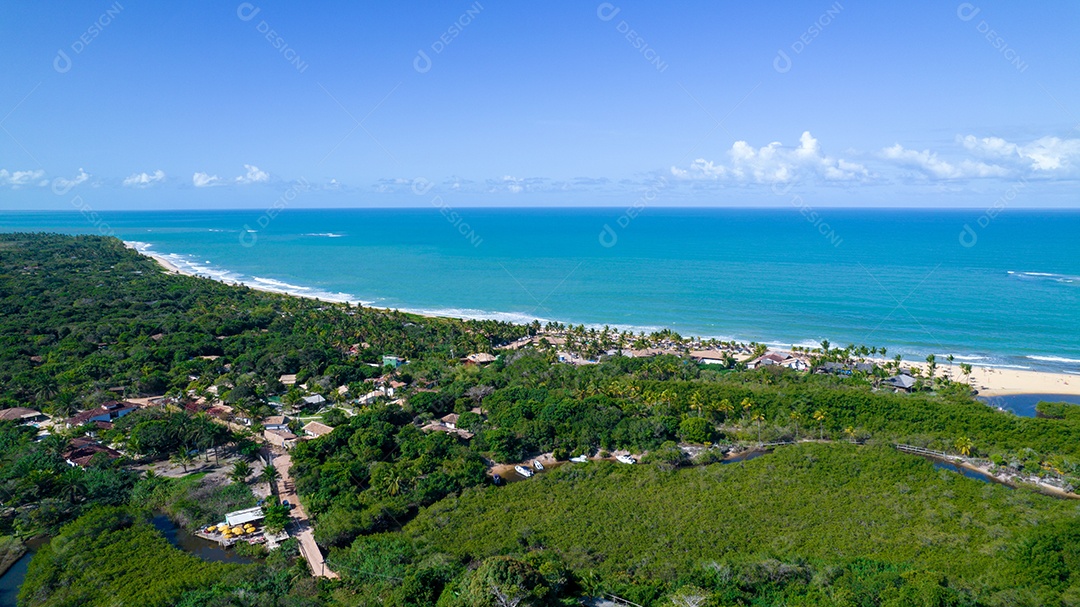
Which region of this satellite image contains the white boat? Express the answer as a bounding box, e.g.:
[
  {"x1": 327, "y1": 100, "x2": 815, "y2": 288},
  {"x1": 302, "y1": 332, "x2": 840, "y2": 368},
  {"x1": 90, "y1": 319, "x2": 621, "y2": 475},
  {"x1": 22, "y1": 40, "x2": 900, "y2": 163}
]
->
[
  {"x1": 615, "y1": 455, "x2": 636, "y2": 465},
  {"x1": 570, "y1": 455, "x2": 588, "y2": 463},
  {"x1": 533, "y1": 460, "x2": 545, "y2": 470},
  {"x1": 514, "y1": 465, "x2": 533, "y2": 477}
]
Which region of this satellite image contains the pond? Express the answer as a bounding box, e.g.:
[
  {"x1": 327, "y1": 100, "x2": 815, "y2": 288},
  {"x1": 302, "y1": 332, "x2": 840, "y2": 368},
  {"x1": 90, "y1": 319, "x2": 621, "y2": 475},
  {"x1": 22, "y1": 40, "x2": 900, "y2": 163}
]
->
[
  {"x1": 0, "y1": 536, "x2": 49, "y2": 607},
  {"x1": 979, "y1": 393, "x2": 1080, "y2": 417},
  {"x1": 150, "y1": 514, "x2": 257, "y2": 565}
]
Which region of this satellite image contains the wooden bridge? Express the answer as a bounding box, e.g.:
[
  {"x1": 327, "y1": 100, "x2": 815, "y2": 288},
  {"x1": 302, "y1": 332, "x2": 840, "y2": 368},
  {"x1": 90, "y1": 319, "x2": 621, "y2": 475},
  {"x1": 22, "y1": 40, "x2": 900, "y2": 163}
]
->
[{"x1": 893, "y1": 444, "x2": 953, "y2": 459}]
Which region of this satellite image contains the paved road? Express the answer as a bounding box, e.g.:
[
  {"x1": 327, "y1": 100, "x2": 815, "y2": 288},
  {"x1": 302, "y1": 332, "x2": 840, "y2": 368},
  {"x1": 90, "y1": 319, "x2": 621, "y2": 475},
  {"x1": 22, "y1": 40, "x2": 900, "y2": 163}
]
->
[{"x1": 268, "y1": 448, "x2": 338, "y2": 579}]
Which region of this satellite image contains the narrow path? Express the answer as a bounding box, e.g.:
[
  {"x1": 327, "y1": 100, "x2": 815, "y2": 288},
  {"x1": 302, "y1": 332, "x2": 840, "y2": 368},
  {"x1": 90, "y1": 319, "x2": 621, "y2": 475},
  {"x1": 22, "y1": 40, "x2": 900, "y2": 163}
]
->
[{"x1": 268, "y1": 448, "x2": 338, "y2": 579}]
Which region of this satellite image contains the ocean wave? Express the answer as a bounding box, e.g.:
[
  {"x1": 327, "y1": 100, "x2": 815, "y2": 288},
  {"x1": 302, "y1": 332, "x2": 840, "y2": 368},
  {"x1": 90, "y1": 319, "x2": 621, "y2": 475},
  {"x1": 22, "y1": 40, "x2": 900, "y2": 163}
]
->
[
  {"x1": 1026, "y1": 355, "x2": 1080, "y2": 364},
  {"x1": 302, "y1": 232, "x2": 345, "y2": 238},
  {"x1": 937, "y1": 354, "x2": 989, "y2": 361},
  {"x1": 1007, "y1": 271, "x2": 1080, "y2": 284},
  {"x1": 248, "y1": 276, "x2": 362, "y2": 303}
]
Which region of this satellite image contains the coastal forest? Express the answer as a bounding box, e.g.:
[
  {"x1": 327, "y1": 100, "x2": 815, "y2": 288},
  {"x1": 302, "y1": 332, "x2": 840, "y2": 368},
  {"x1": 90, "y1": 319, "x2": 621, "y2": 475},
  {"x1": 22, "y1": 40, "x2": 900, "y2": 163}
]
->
[{"x1": 3, "y1": 233, "x2": 1080, "y2": 606}]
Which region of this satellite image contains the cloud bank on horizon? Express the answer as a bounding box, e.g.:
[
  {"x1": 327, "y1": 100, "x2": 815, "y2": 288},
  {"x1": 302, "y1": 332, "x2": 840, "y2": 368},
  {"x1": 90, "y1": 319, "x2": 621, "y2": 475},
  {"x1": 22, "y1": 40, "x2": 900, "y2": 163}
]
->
[{"x1": 1, "y1": 1, "x2": 1078, "y2": 208}]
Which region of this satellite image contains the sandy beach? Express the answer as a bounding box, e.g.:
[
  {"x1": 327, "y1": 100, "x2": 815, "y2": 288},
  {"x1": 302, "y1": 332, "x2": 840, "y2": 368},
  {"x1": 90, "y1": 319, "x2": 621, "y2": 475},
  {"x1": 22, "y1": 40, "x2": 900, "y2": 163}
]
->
[
  {"x1": 903, "y1": 361, "x2": 1080, "y2": 397},
  {"x1": 131, "y1": 245, "x2": 1080, "y2": 399}
]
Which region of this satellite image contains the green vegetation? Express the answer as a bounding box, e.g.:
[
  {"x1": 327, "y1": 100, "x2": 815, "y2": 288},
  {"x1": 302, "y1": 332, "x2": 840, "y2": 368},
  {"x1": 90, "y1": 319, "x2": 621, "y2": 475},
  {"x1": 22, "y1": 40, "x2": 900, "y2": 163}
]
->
[
  {"x1": 130, "y1": 472, "x2": 257, "y2": 530},
  {"x1": 0, "y1": 534, "x2": 26, "y2": 577},
  {"x1": 5, "y1": 234, "x2": 1080, "y2": 605},
  {"x1": 18, "y1": 507, "x2": 240, "y2": 607}
]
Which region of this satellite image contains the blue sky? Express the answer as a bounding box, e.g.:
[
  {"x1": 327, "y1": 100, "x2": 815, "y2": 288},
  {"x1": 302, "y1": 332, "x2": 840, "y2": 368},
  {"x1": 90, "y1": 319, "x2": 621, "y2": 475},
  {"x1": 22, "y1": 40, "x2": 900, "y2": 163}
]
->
[{"x1": 1, "y1": 0, "x2": 1079, "y2": 209}]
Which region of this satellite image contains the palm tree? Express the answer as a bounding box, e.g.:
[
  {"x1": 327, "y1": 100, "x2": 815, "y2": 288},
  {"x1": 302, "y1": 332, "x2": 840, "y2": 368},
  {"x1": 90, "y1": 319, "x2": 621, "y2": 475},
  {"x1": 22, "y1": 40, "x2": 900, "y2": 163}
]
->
[
  {"x1": 812, "y1": 410, "x2": 826, "y2": 440},
  {"x1": 925, "y1": 354, "x2": 937, "y2": 382},
  {"x1": 955, "y1": 436, "x2": 974, "y2": 457},
  {"x1": 230, "y1": 460, "x2": 252, "y2": 484},
  {"x1": 741, "y1": 398, "x2": 754, "y2": 420},
  {"x1": 960, "y1": 363, "x2": 973, "y2": 385},
  {"x1": 260, "y1": 463, "x2": 280, "y2": 494},
  {"x1": 789, "y1": 411, "x2": 803, "y2": 440},
  {"x1": 718, "y1": 399, "x2": 734, "y2": 422},
  {"x1": 171, "y1": 451, "x2": 194, "y2": 473},
  {"x1": 751, "y1": 412, "x2": 765, "y2": 444},
  {"x1": 844, "y1": 426, "x2": 856, "y2": 443}
]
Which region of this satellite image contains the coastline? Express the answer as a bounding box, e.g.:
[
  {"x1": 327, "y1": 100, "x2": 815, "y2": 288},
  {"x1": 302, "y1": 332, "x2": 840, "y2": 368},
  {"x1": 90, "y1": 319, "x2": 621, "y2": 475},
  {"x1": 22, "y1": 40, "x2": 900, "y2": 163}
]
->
[{"x1": 128, "y1": 243, "x2": 1080, "y2": 399}]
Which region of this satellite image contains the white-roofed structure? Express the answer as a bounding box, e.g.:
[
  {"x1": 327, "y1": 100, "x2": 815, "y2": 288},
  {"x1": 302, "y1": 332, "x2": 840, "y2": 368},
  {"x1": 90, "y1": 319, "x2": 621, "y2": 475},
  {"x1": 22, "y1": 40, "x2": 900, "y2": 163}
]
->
[{"x1": 225, "y1": 506, "x2": 265, "y2": 526}]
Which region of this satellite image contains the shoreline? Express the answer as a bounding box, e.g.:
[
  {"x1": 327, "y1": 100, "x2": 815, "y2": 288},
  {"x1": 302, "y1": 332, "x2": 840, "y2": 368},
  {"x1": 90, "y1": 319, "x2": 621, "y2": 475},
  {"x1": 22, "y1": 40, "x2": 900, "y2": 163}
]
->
[{"x1": 128, "y1": 243, "x2": 1080, "y2": 398}]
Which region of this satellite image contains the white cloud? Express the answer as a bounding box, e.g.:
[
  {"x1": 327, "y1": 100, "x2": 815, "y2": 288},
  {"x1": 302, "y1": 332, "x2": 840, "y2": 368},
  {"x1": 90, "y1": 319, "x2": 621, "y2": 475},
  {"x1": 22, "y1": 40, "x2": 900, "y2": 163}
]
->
[
  {"x1": 193, "y1": 172, "x2": 222, "y2": 187},
  {"x1": 52, "y1": 168, "x2": 91, "y2": 190},
  {"x1": 235, "y1": 164, "x2": 269, "y2": 184},
  {"x1": 671, "y1": 131, "x2": 869, "y2": 183},
  {"x1": 960, "y1": 135, "x2": 1080, "y2": 172},
  {"x1": 123, "y1": 170, "x2": 165, "y2": 188},
  {"x1": 882, "y1": 143, "x2": 1011, "y2": 179},
  {"x1": 0, "y1": 169, "x2": 47, "y2": 188}
]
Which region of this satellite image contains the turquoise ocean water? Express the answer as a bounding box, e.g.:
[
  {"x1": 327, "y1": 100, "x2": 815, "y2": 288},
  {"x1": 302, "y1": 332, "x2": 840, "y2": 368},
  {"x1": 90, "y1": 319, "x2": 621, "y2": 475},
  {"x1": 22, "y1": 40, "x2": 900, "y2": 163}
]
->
[{"x1": 2, "y1": 208, "x2": 1078, "y2": 374}]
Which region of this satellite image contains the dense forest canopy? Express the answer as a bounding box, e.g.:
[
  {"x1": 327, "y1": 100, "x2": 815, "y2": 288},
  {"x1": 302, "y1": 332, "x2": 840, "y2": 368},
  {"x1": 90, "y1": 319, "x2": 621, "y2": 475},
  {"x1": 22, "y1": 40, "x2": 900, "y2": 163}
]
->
[{"x1": 3, "y1": 233, "x2": 1080, "y2": 606}]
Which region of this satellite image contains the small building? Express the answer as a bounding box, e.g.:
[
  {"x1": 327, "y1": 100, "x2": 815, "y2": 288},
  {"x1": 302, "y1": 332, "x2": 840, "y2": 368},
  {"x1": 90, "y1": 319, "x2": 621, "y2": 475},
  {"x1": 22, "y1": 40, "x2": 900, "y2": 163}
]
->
[
  {"x1": 303, "y1": 421, "x2": 335, "y2": 438},
  {"x1": 63, "y1": 437, "x2": 121, "y2": 467},
  {"x1": 421, "y1": 421, "x2": 474, "y2": 440},
  {"x1": 0, "y1": 407, "x2": 48, "y2": 425},
  {"x1": 263, "y1": 415, "x2": 290, "y2": 431},
  {"x1": 688, "y1": 350, "x2": 729, "y2": 365},
  {"x1": 301, "y1": 394, "x2": 327, "y2": 407},
  {"x1": 278, "y1": 374, "x2": 297, "y2": 386},
  {"x1": 225, "y1": 506, "x2": 265, "y2": 526},
  {"x1": 463, "y1": 353, "x2": 497, "y2": 365},
  {"x1": 884, "y1": 374, "x2": 918, "y2": 392},
  {"x1": 64, "y1": 402, "x2": 138, "y2": 428},
  {"x1": 440, "y1": 413, "x2": 460, "y2": 429},
  {"x1": 264, "y1": 428, "x2": 298, "y2": 449},
  {"x1": 382, "y1": 355, "x2": 405, "y2": 368}
]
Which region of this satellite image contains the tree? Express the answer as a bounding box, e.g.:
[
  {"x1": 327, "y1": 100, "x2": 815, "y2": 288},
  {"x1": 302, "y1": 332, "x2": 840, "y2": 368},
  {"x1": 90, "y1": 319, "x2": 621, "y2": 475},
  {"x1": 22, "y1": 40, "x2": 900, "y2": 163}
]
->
[
  {"x1": 813, "y1": 410, "x2": 827, "y2": 440},
  {"x1": 955, "y1": 436, "x2": 974, "y2": 457},
  {"x1": 262, "y1": 498, "x2": 290, "y2": 533},
  {"x1": 260, "y1": 463, "x2": 280, "y2": 494},
  {"x1": 717, "y1": 399, "x2": 734, "y2": 421},
  {"x1": 844, "y1": 426, "x2": 856, "y2": 443},
  {"x1": 170, "y1": 450, "x2": 194, "y2": 473},
  {"x1": 790, "y1": 411, "x2": 803, "y2": 440},
  {"x1": 678, "y1": 417, "x2": 713, "y2": 444},
  {"x1": 751, "y1": 412, "x2": 765, "y2": 444},
  {"x1": 229, "y1": 460, "x2": 252, "y2": 484}
]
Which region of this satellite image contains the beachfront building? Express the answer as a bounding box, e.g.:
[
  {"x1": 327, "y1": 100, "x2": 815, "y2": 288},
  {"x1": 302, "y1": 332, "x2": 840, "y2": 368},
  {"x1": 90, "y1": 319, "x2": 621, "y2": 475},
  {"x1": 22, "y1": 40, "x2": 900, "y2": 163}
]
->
[
  {"x1": 884, "y1": 374, "x2": 918, "y2": 392},
  {"x1": 747, "y1": 352, "x2": 810, "y2": 371}
]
